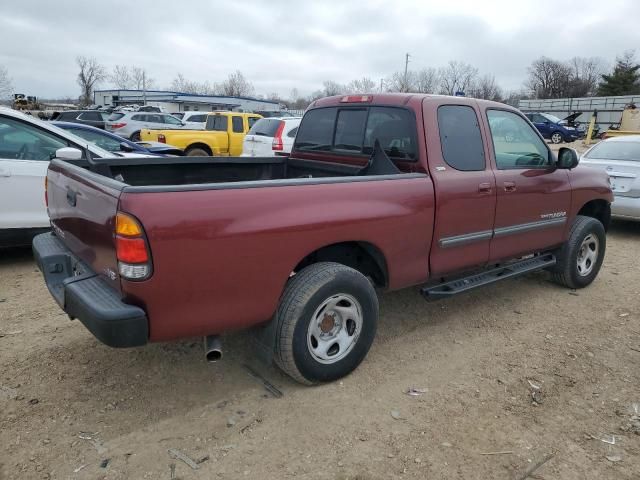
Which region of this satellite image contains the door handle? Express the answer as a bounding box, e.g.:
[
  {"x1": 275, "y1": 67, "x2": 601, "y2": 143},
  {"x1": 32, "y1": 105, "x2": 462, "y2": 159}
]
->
[
  {"x1": 0, "y1": 169, "x2": 11, "y2": 177},
  {"x1": 478, "y1": 182, "x2": 492, "y2": 194},
  {"x1": 504, "y1": 181, "x2": 517, "y2": 193},
  {"x1": 66, "y1": 187, "x2": 78, "y2": 207}
]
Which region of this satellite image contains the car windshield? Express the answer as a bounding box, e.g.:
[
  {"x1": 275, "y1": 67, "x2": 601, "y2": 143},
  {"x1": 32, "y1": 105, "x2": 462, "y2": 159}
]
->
[
  {"x1": 542, "y1": 113, "x2": 562, "y2": 123},
  {"x1": 584, "y1": 140, "x2": 640, "y2": 161}
]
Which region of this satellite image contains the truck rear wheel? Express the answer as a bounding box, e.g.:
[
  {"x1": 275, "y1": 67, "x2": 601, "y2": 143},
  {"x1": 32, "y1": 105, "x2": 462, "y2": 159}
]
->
[
  {"x1": 550, "y1": 215, "x2": 606, "y2": 289},
  {"x1": 274, "y1": 262, "x2": 378, "y2": 385},
  {"x1": 185, "y1": 147, "x2": 210, "y2": 157}
]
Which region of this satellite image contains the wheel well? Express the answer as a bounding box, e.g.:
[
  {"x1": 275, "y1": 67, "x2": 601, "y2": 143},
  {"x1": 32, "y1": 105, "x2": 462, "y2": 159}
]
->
[
  {"x1": 186, "y1": 143, "x2": 212, "y2": 155},
  {"x1": 294, "y1": 242, "x2": 388, "y2": 288},
  {"x1": 578, "y1": 199, "x2": 611, "y2": 231}
]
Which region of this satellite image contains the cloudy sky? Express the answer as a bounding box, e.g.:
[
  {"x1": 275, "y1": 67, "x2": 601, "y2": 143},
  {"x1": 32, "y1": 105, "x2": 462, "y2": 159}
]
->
[{"x1": 1, "y1": 0, "x2": 639, "y2": 99}]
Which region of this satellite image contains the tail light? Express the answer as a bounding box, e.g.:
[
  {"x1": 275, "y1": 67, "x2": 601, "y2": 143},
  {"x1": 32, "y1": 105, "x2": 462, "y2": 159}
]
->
[
  {"x1": 110, "y1": 122, "x2": 127, "y2": 129},
  {"x1": 340, "y1": 95, "x2": 372, "y2": 103},
  {"x1": 115, "y1": 212, "x2": 152, "y2": 280},
  {"x1": 157, "y1": 134, "x2": 166, "y2": 143},
  {"x1": 272, "y1": 121, "x2": 285, "y2": 151}
]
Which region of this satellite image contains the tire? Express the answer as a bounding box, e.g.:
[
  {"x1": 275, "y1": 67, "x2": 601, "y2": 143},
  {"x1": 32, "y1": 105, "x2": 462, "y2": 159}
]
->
[
  {"x1": 130, "y1": 131, "x2": 141, "y2": 142},
  {"x1": 274, "y1": 262, "x2": 379, "y2": 385},
  {"x1": 550, "y1": 215, "x2": 606, "y2": 289},
  {"x1": 550, "y1": 131, "x2": 564, "y2": 144},
  {"x1": 185, "y1": 147, "x2": 210, "y2": 157}
]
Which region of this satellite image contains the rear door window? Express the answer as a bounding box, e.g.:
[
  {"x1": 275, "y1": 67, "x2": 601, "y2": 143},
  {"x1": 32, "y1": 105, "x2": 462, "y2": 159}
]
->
[
  {"x1": 437, "y1": 105, "x2": 485, "y2": 171},
  {"x1": 232, "y1": 116, "x2": 244, "y2": 133},
  {"x1": 363, "y1": 107, "x2": 416, "y2": 160}
]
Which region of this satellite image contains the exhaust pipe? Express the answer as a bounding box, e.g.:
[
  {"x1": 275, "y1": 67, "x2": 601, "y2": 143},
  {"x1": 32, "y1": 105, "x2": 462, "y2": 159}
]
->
[{"x1": 204, "y1": 335, "x2": 223, "y2": 362}]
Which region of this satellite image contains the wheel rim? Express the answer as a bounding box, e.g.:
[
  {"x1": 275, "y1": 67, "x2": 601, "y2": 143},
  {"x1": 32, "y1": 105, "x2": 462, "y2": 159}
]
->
[
  {"x1": 576, "y1": 233, "x2": 599, "y2": 276},
  {"x1": 552, "y1": 133, "x2": 562, "y2": 143},
  {"x1": 307, "y1": 293, "x2": 363, "y2": 364}
]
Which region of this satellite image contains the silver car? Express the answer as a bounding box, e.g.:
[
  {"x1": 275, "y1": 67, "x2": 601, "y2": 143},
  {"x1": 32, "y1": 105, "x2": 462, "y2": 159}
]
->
[
  {"x1": 106, "y1": 112, "x2": 197, "y2": 141},
  {"x1": 581, "y1": 135, "x2": 640, "y2": 221}
]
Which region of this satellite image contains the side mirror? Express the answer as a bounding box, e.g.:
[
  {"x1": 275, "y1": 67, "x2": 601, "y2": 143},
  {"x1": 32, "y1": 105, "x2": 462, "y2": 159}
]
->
[
  {"x1": 55, "y1": 147, "x2": 83, "y2": 161},
  {"x1": 557, "y1": 147, "x2": 579, "y2": 169},
  {"x1": 119, "y1": 142, "x2": 134, "y2": 152}
]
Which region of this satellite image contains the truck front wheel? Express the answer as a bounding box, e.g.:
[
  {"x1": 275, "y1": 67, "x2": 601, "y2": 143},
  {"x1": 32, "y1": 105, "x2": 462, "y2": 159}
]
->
[
  {"x1": 274, "y1": 262, "x2": 379, "y2": 385},
  {"x1": 550, "y1": 215, "x2": 606, "y2": 289}
]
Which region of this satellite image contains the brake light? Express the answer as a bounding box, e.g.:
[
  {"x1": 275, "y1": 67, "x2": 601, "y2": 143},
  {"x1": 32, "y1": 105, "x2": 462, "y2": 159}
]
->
[
  {"x1": 44, "y1": 176, "x2": 48, "y2": 208},
  {"x1": 110, "y1": 122, "x2": 127, "y2": 129},
  {"x1": 115, "y1": 212, "x2": 152, "y2": 280},
  {"x1": 157, "y1": 134, "x2": 166, "y2": 143},
  {"x1": 272, "y1": 121, "x2": 285, "y2": 151},
  {"x1": 340, "y1": 95, "x2": 372, "y2": 103}
]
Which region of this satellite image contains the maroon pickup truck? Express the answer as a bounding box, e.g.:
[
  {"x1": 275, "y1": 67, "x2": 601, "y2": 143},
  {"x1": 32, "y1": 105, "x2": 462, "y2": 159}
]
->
[{"x1": 33, "y1": 94, "x2": 613, "y2": 384}]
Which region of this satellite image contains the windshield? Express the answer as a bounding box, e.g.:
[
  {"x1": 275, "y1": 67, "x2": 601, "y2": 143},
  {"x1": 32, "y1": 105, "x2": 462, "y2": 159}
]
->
[
  {"x1": 542, "y1": 113, "x2": 562, "y2": 123},
  {"x1": 585, "y1": 140, "x2": 640, "y2": 161}
]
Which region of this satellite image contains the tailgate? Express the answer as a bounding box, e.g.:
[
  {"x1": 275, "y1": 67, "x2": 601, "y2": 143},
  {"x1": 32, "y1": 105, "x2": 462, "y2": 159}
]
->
[{"x1": 47, "y1": 160, "x2": 123, "y2": 292}]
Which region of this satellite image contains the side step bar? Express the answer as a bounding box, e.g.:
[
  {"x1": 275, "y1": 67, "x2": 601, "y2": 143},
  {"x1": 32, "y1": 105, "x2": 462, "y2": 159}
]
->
[{"x1": 421, "y1": 253, "x2": 556, "y2": 301}]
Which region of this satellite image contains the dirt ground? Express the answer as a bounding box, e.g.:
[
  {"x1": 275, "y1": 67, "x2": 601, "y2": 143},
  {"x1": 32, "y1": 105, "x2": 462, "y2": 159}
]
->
[{"x1": 1, "y1": 141, "x2": 639, "y2": 480}]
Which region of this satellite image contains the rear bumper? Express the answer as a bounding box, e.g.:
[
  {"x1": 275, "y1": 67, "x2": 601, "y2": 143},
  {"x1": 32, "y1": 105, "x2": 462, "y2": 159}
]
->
[
  {"x1": 612, "y1": 195, "x2": 640, "y2": 220},
  {"x1": 32, "y1": 233, "x2": 148, "y2": 347}
]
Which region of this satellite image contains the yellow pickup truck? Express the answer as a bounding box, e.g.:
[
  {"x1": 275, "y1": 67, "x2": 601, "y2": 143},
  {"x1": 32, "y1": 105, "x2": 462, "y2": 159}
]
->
[{"x1": 141, "y1": 111, "x2": 262, "y2": 156}]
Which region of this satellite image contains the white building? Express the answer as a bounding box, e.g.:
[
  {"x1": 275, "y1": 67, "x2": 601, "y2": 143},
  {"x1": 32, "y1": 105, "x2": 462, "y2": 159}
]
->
[{"x1": 93, "y1": 89, "x2": 282, "y2": 113}]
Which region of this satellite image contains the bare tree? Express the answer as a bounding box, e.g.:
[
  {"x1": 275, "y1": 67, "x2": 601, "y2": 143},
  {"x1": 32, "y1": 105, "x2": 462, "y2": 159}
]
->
[
  {"x1": 216, "y1": 70, "x2": 255, "y2": 97},
  {"x1": 110, "y1": 65, "x2": 132, "y2": 89},
  {"x1": 76, "y1": 56, "x2": 107, "y2": 106},
  {"x1": 170, "y1": 73, "x2": 202, "y2": 94},
  {"x1": 438, "y1": 61, "x2": 478, "y2": 95},
  {"x1": 385, "y1": 71, "x2": 415, "y2": 92},
  {"x1": 346, "y1": 77, "x2": 377, "y2": 93},
  {"x1": 468, "y1": 74, "x2": 503, "y2": 101},
  {"x1": 413, "y1": 68, "x2": 439, "y2": 93},
  {"x1": 0, "y1": 66, "x2": 13, "y2": 100},
  {"x1": 131, "y1": 67, "x2": 156, "y2": 90},
  {"x1": 321, "y1": 80, "x2": 346, "y2": 96},
  {"x1": 568, "y1": 57, "x2": 605, "y2": 97},
  {"x1": 525, "y1": 57, "x2": 572, "y2": 99}
]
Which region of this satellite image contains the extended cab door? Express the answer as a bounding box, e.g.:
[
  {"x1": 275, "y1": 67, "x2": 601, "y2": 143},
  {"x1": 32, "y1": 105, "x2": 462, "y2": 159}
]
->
[
  {"x1": 229, "y1": 115, "x2": 246, "y2": 155},
  {"x1": 0, "y1": 115, "x2": 70, "y2": 229},
  {"x1": 483, "y1": 108, "x2": 571, "y2": 262},
  {"x1": 424, "y1": 100, "x2": 497, "y2": 275},
  {"x1": 205, "y1": 114, "x2": 230, "y2": 154}
]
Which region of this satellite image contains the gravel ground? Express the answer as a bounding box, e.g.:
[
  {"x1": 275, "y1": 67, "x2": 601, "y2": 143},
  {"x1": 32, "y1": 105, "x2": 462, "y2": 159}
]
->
[{"x1": 1, "y1": 140, "x2": 639, "y2": 480}]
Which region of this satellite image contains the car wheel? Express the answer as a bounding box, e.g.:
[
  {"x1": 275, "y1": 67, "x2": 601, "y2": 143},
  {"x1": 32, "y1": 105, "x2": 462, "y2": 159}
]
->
[
  {"x1": 130, "y1": 131, "x2": 141, "y2": 142},
  {"x1": 185, "y1": 147, "x2": 210, "y2": 157},
  {"x1": 550, "y1": 215, "x2": 606, "y2": 289},
  {"x1": 550, "y1": 131, "x2": 564, "y2": 144},
  {"x1": 274, "y1": 262, "x2": 379, "y2": 385}
]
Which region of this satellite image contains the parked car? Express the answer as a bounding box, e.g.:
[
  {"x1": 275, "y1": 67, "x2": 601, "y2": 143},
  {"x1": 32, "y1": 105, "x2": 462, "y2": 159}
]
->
[
  {"x1": 254, "y1": 110, "x2": 295, "y2": 118},
  {"x1": 53, "y1": 121, "x2": 184, "y2": 156},
  {"x1": 106, "y1": 112, "x2": 195, "y2": 141},
  {"x1": 241, "y1": 117, "x2": 301, "y2": 157},
  {"x1": 50, "y1": 110, "x2": 110, "y2": 129},
  {"x1": 524, "y1": 112, "x2": 581, "y2": 144},
  {"x1": 141, "y1": 111, "x2": 262, "y2": 156},
  {"x1": 580, "y1": 135, "x2": 640, "y2": 221},
  {"x1": 0, "y1": 108, "x2": 151, "y2": 247},
  {"x1": 33, "y1": 94, "x2": 612, "y2": 385}
]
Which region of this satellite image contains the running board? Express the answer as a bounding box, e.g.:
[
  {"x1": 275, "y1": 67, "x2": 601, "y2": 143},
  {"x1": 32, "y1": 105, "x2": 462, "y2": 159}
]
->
[{"x1": 421, "y1": 254, "x2": 556, "y2": 301}]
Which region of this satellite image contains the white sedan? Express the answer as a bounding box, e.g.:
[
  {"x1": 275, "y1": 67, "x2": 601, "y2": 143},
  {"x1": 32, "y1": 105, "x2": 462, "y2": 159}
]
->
[
  {"x1": 0, "y1": 108, "x2": 147, "y2": 247},
  {"x1": 580, "y1": 135, "x2": 640, "y2": 221}
]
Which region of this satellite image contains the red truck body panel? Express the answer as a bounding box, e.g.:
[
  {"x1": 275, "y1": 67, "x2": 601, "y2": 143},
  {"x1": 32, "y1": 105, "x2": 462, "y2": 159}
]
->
[{"x1": 118, "y1": 177, "x2": 435, "y2": 341}]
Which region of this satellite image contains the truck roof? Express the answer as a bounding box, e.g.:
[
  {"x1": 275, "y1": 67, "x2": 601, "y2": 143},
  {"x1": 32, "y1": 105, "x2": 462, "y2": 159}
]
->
[{"x1": 309, "y1": 93, "x2": 511, "y2": 110}]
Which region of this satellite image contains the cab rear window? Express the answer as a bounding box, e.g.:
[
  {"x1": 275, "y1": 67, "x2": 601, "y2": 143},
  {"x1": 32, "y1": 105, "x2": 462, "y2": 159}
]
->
[{"x1": 294, "y1": 106, "x2": 417, "y2": 160}]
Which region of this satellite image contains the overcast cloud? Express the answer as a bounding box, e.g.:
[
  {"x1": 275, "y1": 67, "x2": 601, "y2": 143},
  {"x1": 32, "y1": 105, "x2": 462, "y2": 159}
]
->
[{"x1": 1, "y1": 0, "x2": 639, "y2": 99}]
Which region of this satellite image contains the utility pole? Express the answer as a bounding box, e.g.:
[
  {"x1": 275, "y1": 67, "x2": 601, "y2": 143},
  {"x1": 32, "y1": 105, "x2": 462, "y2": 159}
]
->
[
  {"x1": 403, "y1": 53, "x2": 411, "y2": 92},
  {"x1": 142, "y1": 70, "x2": 147, "y2": 105},
  {"x1": 380, "y1": 78, "x2": 384, "y2": 92}
]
